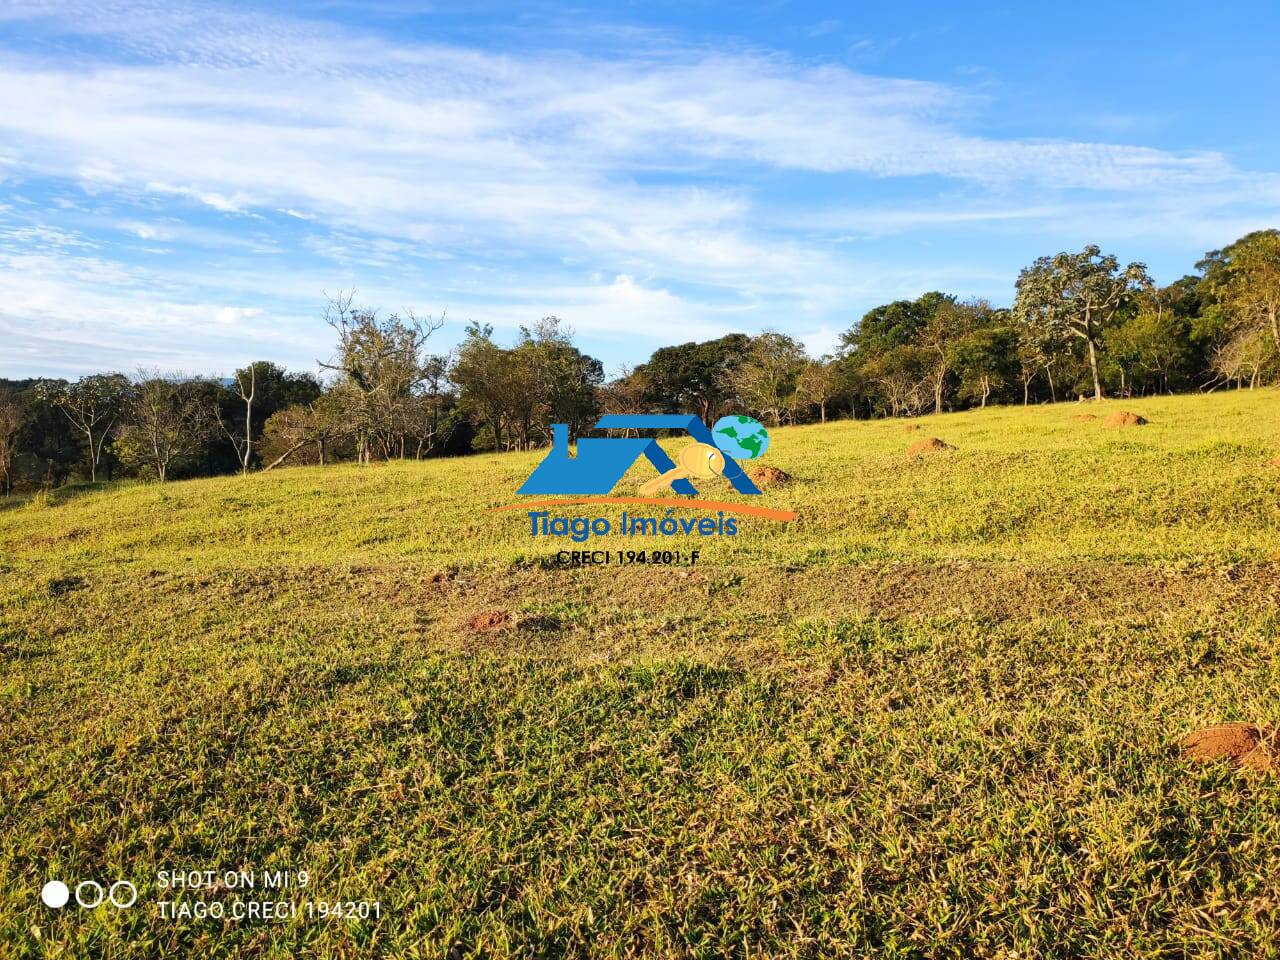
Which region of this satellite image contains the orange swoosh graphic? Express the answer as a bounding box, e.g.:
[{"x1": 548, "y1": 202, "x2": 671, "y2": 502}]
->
[{"x1": 491, "y1": 496, "x2": 798, "y2": 522}]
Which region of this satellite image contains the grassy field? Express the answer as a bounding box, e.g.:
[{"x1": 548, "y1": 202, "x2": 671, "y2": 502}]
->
[{"x1": 2, "y1": 391, "x2": 1279, "y2": 958}]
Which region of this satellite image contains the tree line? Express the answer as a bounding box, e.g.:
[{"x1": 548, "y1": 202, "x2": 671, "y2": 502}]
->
[{"x1": 1, "y1": 229, "x2": 1277, "y2": 492}]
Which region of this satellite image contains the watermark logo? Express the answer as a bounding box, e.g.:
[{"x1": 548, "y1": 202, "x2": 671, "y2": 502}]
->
[
  {"x1": 518, "y1": 414, "x2": 769, "y2": 496},
  {"x1": 491, "y1": 412, "x2": 797, "y2": 532}
]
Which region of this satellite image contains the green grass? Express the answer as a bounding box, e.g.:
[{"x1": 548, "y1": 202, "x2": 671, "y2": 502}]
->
[{"x1": 1, "y1": 391, "x2": 1279, "y2": 958}]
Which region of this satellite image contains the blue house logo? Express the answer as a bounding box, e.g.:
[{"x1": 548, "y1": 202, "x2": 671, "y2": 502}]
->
[{"x1": 518, "y1": 414, "x2": 766, "y2": 496}]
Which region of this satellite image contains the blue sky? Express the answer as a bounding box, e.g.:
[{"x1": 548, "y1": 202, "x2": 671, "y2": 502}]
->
[{"x1": 2, "y1": 0, "x2": 1279, "y2": 379}]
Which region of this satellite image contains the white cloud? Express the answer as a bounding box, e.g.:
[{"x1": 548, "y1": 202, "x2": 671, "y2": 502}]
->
[
  {"x1": 213, "y1": 306, "x2": 262, "y2": 326},
  {"x1": 119, "y1": 220, "x2": 167, "y2": 240},
  {"x1": 0, "y1": 250, "x2": 317, "y2": 375},
  {"x1": 0, "y1": 0, "x2": 1277, "y2": 376},
  {"x1": 0, "y1": 6, "x2": 1249, "y2": 266}
]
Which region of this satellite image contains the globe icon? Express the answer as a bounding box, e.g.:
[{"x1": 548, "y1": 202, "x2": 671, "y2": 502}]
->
[{"x1": 711, "y1": 414, "x2": 770, "y2": 461}]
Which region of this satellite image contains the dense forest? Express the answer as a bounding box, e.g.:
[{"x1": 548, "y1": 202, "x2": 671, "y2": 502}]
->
[{"x1": 2, "y1": 230, "x2": 1277, "y2": 493}]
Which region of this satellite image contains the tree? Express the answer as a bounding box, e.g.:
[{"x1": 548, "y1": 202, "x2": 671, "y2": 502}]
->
[
  {"x1": 452, "y1": 322, "x2": 531, "y2": 451},
  {"x1": 839, "y1": 292, "x2": 951, "y2": 358},
  {"x1": 1104, "y1": 287, "x2": 1193, "y2": 395},
  {"x1": 636, "y1": 334, "x2": 750, "y2": 423},
  {"x1": 260, "y1": 395, "x2": 352, "y2": 469},
  {"x1": 862, "y1": 345, "x2": 932, "y2": 418},
  {"x1": 38, "y1": 373, "x2": 130, "y2": 482},
  {"x1": 221, "y1": 363, "x2": 256, "y2": 475},
  {"x1": 117, "y1": 374, "x2": 211, "y2": 482},
  {"x1": 727, "y1": 331, "x2": 808, "y2": 427},
  {"x1": 917, "y1": 296, "x2": 988, "y2": 414},
  {"x1": 320, "y1": 292, "x2": 445, "y2": 461},
  {"x1": 949, "y1": 326, "x2": 1018, "y2": 408},
  {"x1": 451, "y1": 318, "x2": 602, "y2": 451},
  {"x1": 832, "y1": 357, "x2": 874, "y2": 419},
  {"x1": 795, "y1": 359, "x2": 841, "y2": 423},
  {"x1": 515, "y1": 317, "x2": 604, "y2": 442},
  {"x1": 1199, "y1": 229, "x2": 1280, "y2": 364},
  {"x1": 415, "y1": 354, "x2": 451, "y2": 457},
  {"x1": 839, "y1": 292, "x2": 955, "y2": 417},
  {"x1": 1211, "y1": 327, "x2": 1274, "y2": 390},
  {"x1": 600, "y1": 365, "x2": 650, "y2": 418},
  {"x1": 217, "y1": 361, "x2": 322, "y2": 474},
  {"x1": 1, "y1": 380, "x2": 79, "y2": 487},
  {"x1": 0, "y1": 396, "x2": 24, "y2": 495},
  {"x1": 1013, "y1": 245, "x2": 1152, "y2": 401}
]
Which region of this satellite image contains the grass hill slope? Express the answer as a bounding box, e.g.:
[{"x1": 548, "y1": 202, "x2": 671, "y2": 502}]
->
[{"x1": 2, "y1": 391, "x2": 1279, "y2": 958}]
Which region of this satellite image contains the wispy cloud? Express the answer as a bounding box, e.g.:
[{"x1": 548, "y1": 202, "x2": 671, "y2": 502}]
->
[{"x1": 0, "y1": 0, "x2": 1277, "y2": 375}]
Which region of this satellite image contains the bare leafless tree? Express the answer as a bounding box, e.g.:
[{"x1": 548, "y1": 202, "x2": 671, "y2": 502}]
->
[
  {"x1": 0, "y1": 398, "x2": 24, "y2": 495},
  {"x1": 1211, "y1": 328, "x2": 1273, "y2": 390},
  {"x1": 217, "y1": 364, "x2": 257, "y2": 474}
]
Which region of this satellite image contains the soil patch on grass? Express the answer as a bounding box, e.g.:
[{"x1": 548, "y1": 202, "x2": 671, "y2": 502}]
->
[
  {"x1": 748, "y1": 466, "x2": 792, "y2": 487},
  {"x1": 467, "y1": 610, "x2": 512, "y2": 633},
  {"x1": 1104, "y1": 410, "x2": 1148, "y2": 428},
  {"x1": 1181, "y1": 723, "x2": 1277, "y2": 772},
  {"x1": 908, "y1": 438, "x2": 954, "y2": 456}
]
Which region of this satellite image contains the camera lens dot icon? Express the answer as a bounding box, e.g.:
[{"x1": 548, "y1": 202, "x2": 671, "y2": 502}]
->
[
  {"x1": 41, "y1": 880, "x2": 70, "y2": 909},
  {"x1": 110, "y1": 880, "x2": 138, "y2": 908}
]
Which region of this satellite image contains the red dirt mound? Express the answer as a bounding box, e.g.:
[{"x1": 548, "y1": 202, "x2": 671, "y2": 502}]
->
[
  {"x1": 1103, "y1": 410, "x2": 1147, "y2": 428},
  {"x1": 467, "y1": 610, "x2": 512, "y2": 634},
  {"x1": 1180, "y1": 723, "x2": 1276, "y2": 772},
  {"x1": 908, "y1": 437, "x2": 954, "y2": 456},
  {"x1": 748, "y1": 465, "x2": 792, "y2": 487},
  {"x1": 1071, "y1": 414, "x2": 1098, "y2": 422}
]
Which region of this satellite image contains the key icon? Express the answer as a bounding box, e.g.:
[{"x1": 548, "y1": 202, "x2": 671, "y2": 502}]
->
[{"x1": 638, "y1": 442, "x2": 726, "y2": 496}]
